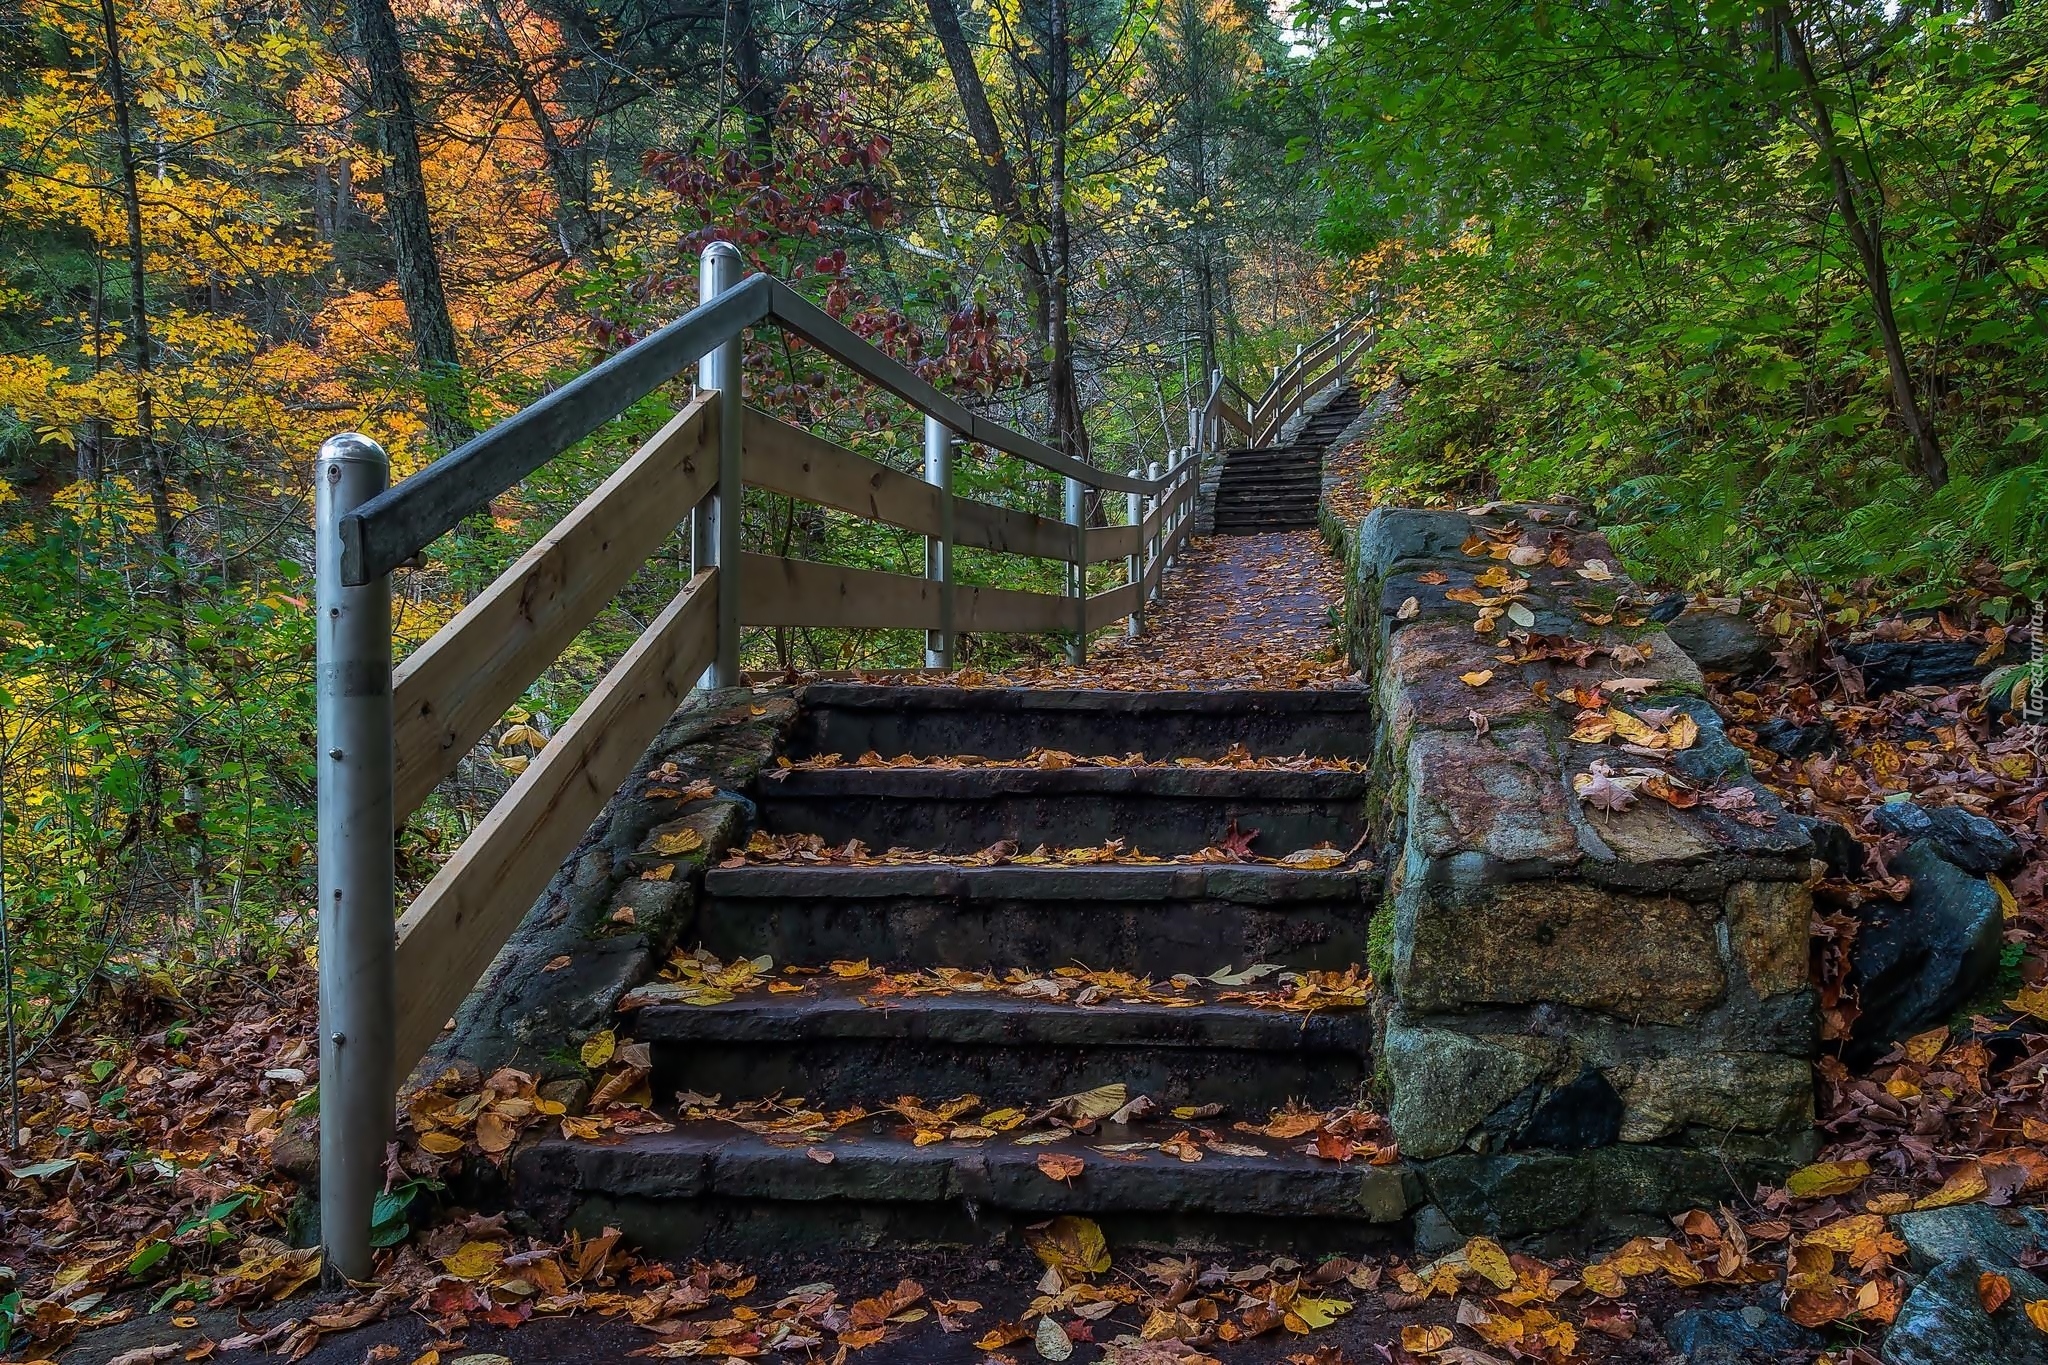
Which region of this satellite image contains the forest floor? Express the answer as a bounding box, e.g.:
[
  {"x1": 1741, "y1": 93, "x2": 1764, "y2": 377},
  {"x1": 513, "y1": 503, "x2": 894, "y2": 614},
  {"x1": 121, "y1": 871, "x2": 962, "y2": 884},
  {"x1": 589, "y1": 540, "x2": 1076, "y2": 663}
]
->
[{"x1": 5, "y1": 510, "x2": 2047, "y2": 1365}]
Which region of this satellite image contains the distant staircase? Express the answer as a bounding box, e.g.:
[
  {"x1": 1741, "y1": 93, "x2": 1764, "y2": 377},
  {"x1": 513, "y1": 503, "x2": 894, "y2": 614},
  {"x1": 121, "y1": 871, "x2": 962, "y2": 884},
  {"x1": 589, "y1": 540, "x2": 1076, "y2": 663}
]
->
[{"x1": 1211, "y1": 385, "x2": 1364, "y2": 534}]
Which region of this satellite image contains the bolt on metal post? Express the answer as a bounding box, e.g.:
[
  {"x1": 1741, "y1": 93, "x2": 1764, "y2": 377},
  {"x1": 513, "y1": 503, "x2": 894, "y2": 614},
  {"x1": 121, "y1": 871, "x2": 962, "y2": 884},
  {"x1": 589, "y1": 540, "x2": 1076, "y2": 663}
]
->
[
  {"x1": 697, "y1": 241, "x2": 745, "y2": 689},
  {"x1": 924, "y1": 417, "x2": 955, "y2": 670},
  {"x1": 314, "y1": 433, "x2": 395, "y2": 1283}
]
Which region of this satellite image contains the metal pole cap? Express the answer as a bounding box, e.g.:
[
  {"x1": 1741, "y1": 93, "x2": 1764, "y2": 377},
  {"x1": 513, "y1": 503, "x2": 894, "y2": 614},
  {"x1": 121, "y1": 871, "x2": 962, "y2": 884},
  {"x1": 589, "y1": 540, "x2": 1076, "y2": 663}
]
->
[
  {"x1": 317, "y1": 432, "x2": 390, "y2": 469},
  {"x1": 700, "y1": 240, "x2": 745, "y2": 292}
]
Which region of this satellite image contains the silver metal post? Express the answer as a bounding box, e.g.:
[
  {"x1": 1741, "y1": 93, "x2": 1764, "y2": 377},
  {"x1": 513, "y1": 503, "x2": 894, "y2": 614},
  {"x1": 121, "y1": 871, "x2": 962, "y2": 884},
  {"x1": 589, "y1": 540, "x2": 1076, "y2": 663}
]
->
[
  {"x1": 698, "y1": 241, "x2": 745, "y2": 688},
  {"x1": 315, "y1": 433, "x2": 395, "y2": 1284},
  {"x1": 1125, "y1": 481, "x2": 1143, "y2": 640},
  {"x1": 924, "y1": 417, "x2": 955, "y2": 670},
  {"x1": 1145, "y1": 460, "x2": 1162, "y2": 604},
  {"x1": 1064, "y1": 475, "x2": 1086, "y2": 665},
  {"x1": 1187, "y1": 407, "x2": 1200, "y2": 452}
]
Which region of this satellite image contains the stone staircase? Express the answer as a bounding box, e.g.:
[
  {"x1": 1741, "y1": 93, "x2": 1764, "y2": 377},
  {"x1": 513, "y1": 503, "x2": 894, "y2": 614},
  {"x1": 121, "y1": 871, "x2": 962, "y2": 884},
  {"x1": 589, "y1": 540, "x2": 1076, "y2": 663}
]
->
[
  {"x1": 1209, "y1": 386, "x2": 1365, "y2": 534},
  {"x1": 513, "y1": 684, "x2": 1408, "y2": 1256}
]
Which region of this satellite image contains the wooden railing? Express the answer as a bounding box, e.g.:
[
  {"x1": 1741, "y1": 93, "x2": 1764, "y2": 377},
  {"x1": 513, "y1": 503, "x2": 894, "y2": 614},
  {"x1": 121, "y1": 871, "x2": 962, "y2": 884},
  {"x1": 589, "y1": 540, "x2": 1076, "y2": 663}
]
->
[
  {"x1": 1181, "y1": 315, "x2": 1377, "y2": 455},
  {"x1": 310, "y1": 246, "x2": 1199, "y2": 1275}
]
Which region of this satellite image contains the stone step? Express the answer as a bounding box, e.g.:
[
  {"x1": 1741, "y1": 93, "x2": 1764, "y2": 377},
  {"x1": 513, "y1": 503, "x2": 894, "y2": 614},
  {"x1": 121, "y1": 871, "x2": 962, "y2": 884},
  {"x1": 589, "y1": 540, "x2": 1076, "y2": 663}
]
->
[
  {"x1": 1212, "y1": 512, "x2": 1322, "y2": 525},
  {"x1": 1215, "y1": 493, "x2": 1323, "y2": 509},
  {"x1": 1220, "y1": 464, "x2": 1322, "y2": 481},
  {"x1": 513, "y1": 1120, "x2": 1418, "y2": 1257},
  {"x1": 786, "y1": 684, "x2": 1374, "y2": 761},
  {"x1": 1219, "y1": 474, "x2": 1323, "y2": 491},
  {"x1": 755, "y1": 765, "x2": 1369, "y2": 853},
  {"x1": 696, "y1": 862, "x2": 1380, "y2": 976},
  {"x1": 631, "y1": 981, "x2": 1374, "y2": 1111}
]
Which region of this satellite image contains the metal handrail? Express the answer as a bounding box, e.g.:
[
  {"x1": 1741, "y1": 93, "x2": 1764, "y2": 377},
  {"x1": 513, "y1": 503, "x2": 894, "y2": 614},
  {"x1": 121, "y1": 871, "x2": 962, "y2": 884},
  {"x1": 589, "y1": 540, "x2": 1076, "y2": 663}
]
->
[{"x1": 342, "y1": 274, "x2": 1167, "y2": 586}]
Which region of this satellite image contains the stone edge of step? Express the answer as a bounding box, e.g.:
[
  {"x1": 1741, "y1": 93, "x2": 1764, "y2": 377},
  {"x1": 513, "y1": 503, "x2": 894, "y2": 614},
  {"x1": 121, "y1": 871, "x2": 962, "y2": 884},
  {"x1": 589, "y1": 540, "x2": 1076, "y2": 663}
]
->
[
  {"x1": 515, "y1": 1123, "x2": 1418, "y2": 1220},
  {"x1": 629, "y1": 985, "x2": 1375, "y2": 1052},
  {"x1": 754, "y1": 766, "x2": 1372, "y2": 798},
  {"x1": 701, "y1": 862, "x2": 1377, "y2": 904}
]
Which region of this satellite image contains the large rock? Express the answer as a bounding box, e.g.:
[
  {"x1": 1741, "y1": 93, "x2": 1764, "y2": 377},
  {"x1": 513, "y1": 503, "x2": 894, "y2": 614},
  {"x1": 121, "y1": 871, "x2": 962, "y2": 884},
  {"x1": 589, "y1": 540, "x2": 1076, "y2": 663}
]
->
[
  {"x1": 1844, "y1": 637, "x2": 2016, "y2": 696},
  {"x1": 1796, "y1": 815, "x2": 1867, "y2": 880},
  {"x1": 1724, "y1": 879, "x2": 1814, "y2": 999},
  {"x1": 1664, "y1": 1304, "x2": 1819, "y2": 1364},
  {"x1": 1753, "y1": 716, "x2": 1838, "y2": 759},
  {"x1": 1614, "y1": 1052, "x2": 1813, "y2": 1143},
  {"x1": 1872, "y1": 799, "x2": 2020, "y2": 875},
  {"x1": 1382, "y1": 1024, "x2": 1562, "y2": 1159},
  {"x1": 1893, "y1": 1203, "x2": 2048, "y2": 1274},
  {"x1": 1665, "y1": 609, "x2": 1773, "y2": 677},
  {"x1": 1883, "y1": 1254, "x2": 2048, "y2": 1365},
  {"x1": 1848, "y1": 840, "x2": 2005, "y2": 1062},
  {"x1": 1399, "y1": 877, "x2": 1727, "y2": 1025}
]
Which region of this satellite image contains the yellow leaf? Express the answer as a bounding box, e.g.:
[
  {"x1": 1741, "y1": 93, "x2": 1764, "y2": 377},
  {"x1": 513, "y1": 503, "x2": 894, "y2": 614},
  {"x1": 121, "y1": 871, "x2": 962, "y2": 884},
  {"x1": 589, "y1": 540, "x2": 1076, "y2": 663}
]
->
[
  {"x1": 580, "y1": 1029, "x2": 616, "y2": 1069},
  {"x1": 1787, "y1": 1160, "x2": 1870, "y2": 1198},
  {"x1": 1057, "y1": 1083, "x2": 1128, "y2": 1120},
  {"x1": 1026, "y1": 1216, "x2": 1110, "y2": 1276},
  {"x1": 1607, "y1": 707, "x2": 1663, "y2": 747},
  {"x1": 1400, "y1": 1325, "x2": 1451, "y2": 1352},
  {"x1": 1288, "y1": 1295, "x2": 1352, "y2": 1331},
  {"x1": 1904, "y1": 1027, "x2": 1949, "y2": 1064},
  {"x1": 1915, "y1": 1161, "x2": 1990, "y2": 1210},
  {"x1": 1992, "y1": 875, "x2": 2018, "y2": 921},
  {"x1": 1464, "y1": 1236, "x2": 1517, "y2": 1289},
  {"x1": 2026, "y1": 1299, "x2": 2048, "y2": 1333},
  {"x1": 441, "y1": 1240, "x2": 506, "y2": 1280},
  {"x1": 649, "y1": 827, "x2": 705, "y2": 856},
  {"x1": 1460, "y1": 670, "x2": 1494, "y2": 687},
  {"x1": 416, "y1": 1131, "x2": 465, "y2": 1155}
]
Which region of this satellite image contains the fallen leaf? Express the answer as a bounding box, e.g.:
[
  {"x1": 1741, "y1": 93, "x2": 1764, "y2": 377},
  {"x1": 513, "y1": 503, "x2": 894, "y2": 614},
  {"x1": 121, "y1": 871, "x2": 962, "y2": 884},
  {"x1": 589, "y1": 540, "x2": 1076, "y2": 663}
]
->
[{"x1": 1037, "y1": 1152, "x2": 1085, "y2": 1182}]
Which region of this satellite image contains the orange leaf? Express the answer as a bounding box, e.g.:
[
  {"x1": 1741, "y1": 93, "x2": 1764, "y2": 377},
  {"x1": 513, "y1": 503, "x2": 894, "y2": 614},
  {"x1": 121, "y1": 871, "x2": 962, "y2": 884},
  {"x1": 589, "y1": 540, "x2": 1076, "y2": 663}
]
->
[
  {"x1": 1037, "y1": 1152, "x2": 1085, "y2": 1182},
  {"x1": 1982, "y1": 1271, "x2": 2013, "y2": 1314}
]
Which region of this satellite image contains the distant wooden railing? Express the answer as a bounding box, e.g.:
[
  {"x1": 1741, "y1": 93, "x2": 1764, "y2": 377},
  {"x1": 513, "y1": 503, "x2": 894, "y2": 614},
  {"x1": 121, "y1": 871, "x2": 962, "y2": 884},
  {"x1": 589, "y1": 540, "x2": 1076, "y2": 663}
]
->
[
  {"x1": 1181, "y1": 314, "x2": 1377, "y2": 456},
  {"x1": 310, "y1": 246, "x2": 1198, "y2": 1276}
]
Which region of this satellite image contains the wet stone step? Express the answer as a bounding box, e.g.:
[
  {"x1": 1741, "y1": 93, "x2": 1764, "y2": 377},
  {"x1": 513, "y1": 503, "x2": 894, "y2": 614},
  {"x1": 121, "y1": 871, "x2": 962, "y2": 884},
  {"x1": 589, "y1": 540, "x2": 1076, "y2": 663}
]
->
[
  {"x1": 627, "y1": 982, "x2": 1373, "y2": 1111},
  {"x1": 513, "y1": 1120, "x2": 1418, "y2": 1257},
  {"x1": 696, "y1": 862, "x2": 1380, "y2": 976},
  {"x1": 753, "y1": 765, "x2": 1370, "y2": 853},
  {"x1": 786, "y1": 684, "x2": 1375, "y2": 761}
]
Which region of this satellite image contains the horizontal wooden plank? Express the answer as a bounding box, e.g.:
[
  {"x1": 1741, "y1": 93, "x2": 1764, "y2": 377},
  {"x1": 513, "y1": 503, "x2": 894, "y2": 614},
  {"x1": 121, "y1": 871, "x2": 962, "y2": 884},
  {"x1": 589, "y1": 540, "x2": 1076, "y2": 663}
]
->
[
  {"x1": 390, "y1": 397, "x2": 719, "y2": 820},
  {"x1": 764, "y1": 282, "x2": 1157, "y2": 496},
  {"x1": 956, "y1": 581, "x2": 1076, "y2": 634},
  {"x1": 1215, "y1": 399, "x2": 1254, "y2": 438},
  {"x1": 953, "y1": 497, "x2": 1079, "y2": 561},
  {"x1": 740, "y1": 553, "x2": 942, "y2": 630},
  {"x1": 392, "y1": 569, "x2": 719, "y2": 1075},
  {"x1": 344, "y1": 279, "x2": 771, "y2": 583},
  {"x1": 743, "y1": 409, "x2": 944, "y2": 537},
  {"x1": 1091, "y1": 524, "x2": 1140, "y2": 562},
  {"x1": 1085, "y1": 582, "x2": 1140, "y2": 631}
]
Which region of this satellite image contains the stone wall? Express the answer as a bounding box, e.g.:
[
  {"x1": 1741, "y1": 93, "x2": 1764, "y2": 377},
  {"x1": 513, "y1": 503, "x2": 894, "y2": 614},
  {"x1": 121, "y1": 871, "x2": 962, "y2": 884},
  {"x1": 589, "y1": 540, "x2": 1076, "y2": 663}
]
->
[
  {"x1": 410, "y1": 688, "x2": 797, "y2": 1090},
  {"x1": 1349, "y1": 504, "x2": 1822, "y2": 1235}
]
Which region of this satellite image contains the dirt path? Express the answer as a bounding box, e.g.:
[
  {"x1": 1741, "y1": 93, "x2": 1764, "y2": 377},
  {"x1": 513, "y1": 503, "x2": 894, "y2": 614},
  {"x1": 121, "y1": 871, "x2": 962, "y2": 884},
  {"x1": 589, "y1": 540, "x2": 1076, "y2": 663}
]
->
[{"x1": 1085, "y1": 529, "x2": 1353, "y2": 689}]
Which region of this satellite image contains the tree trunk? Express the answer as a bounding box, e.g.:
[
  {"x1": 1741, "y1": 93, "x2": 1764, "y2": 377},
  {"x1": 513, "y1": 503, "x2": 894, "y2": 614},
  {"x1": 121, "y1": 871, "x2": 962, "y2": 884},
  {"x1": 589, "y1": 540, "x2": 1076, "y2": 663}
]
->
[
  {"x1": 1776, "y1": 5, "x2": 1946, "y2": 487},
  {"x1": 923, "y1": 0, "x2": 1057, "y2": 379},
  {"x1": 729, "y1": 0, "x2": 776, "y2": 165},
  {"x1": 98, "y1": 0, "x2": 205, "y2": 846},
  {"x1": 343, "y1": 0, "x2": 472, "y2": 444},
  {"x1": 476, "y1": 0, "x2": 599, "y2": 259},
  {"x1": 1044, "y1": 0, "x2": 1089, "y2": 462}
]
